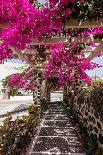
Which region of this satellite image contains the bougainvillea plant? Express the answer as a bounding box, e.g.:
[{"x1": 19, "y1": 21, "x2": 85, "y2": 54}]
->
[
  {"x1": 0, "y1": 0, "x2": 103, "y2": 90},
  {"x1": 5, "y1": 44, "x2": 102, "y2": 90},
  {"x1": 4, "y1": 68, "x2": 35, "y2": 91},
  {"x1": 44, "y1": 44, "x2": 102, "y2": 87},
  {"x1": 0, "y1": 0, "x2": 103, "y2": 61}
]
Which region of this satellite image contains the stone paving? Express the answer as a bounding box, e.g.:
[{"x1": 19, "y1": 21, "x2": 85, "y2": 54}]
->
[{"x1": 29, "y1": 102, "x2": 86, "y2": 155}]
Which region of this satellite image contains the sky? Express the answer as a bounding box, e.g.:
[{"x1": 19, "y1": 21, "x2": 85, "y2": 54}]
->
[
  {"x1": 0, "y1": 61, "x2": 29, "y2": 81},
  {"x1": 38, "y1": 0, "x2": 46, "y2": 3},
  {"x1": 86, "y1": 56, "x2": 103, "y2": 79},
  {"x1": 0, "y1": 55, "x2": 102, "y2": 81}
]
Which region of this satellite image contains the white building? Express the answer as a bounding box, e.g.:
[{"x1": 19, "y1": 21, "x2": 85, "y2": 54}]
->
[
  {"x1": 0, "y1": 81, "x2": 9, "y2": 100},
  {"x1": 0, "y1": 60, "x2": 29, "y2": 100},
  {"x1": 0, "y1": 81, "x2": 5, "y2": 100}
]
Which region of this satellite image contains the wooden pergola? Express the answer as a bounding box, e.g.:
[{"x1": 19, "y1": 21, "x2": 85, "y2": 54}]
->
[
  {"x1": 0, "y1": 15, "x2": 103, "y2": 113},
  {"x1": 65, "y1": 19, "x2": 103, "y2": 28},
  {"x1": 0, "y1": 19, "x2": 103, "y2": 69},
  {"x1": 27, "y1": 37, "x2": 103, "y2": 45}
]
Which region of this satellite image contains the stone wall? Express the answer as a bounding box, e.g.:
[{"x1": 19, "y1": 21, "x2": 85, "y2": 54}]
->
[{"x1": 73, "y1": 92, "x2": 103, "y2": 148}]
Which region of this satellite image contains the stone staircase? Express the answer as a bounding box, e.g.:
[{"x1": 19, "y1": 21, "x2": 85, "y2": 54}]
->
[{"x1": 28, "y1": 102, "x2": 86, "y2": 155}]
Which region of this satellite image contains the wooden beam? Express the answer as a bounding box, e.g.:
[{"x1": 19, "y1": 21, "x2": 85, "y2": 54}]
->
[
  {"x1": 10, "y1": 43, "x2": 103, "y2": 63},
  {"x1": 87, "y1": 44, "x2": 103, "y2": 61},
  {"x1": 0, "y1": 22, "x2": 10, "y2": 29},
  {"x1": 27, "y1": 37, "x2": 70, "y2": 45},
  {"x1": 10, "y1": 47, "x2": 44, "y2": 70},
  {"x1": 84, "y1": 50, "x2": 103, "y2": 53},
  {"x1": 84, "y1": 45, "x2": 103, "y2": 53},
  {"x1": 22, "y1": 48, "x2": 38, "y2": 55},
  {"x1": 27, "y1": 37, "x2": 103, "y2": 45},
  {"x1": 0, "y1": 19, "x2": 103, "y2": 29},
  {"x1": 10, "y1": 47, "x2": 34, "y2": 67},
  {"x1": 65, "y1": 19, "x2": 103, "y2": 28}
]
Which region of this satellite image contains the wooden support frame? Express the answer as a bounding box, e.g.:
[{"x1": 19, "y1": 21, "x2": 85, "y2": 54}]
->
[
  {"x1": 0, "y1": 22, "x2": 9, "y2": 29},
  {"x1": 10, "y1": 47, "x2": 34, "y2": 67},
  {"x1": 65, "y1": 19, "x2": 103, "y2": 28},
  {"x1": 11, "y1": 44, "x2": 103, "y2": 63},
  {"x1": 87, "y1": 44, "x2": 103, "y2": 61},
  {"x1": 83, "y1": 45, "x2": 103, "y2": 52},
  {"x1": 22, "y1": 48, "x2": 38, "y2": 55},
  {"x1": 10, "y1": 47, "x2": 44, "y2": 70},
  {"x1": 10, "y1": 36, "x2": 103, "y2": 62},
  {"x1": 0, "y1": 19, "x2": 103, "y2": 29},
  {"x1": 27, "y1": 37, "x2": 103, "y2": 46}
]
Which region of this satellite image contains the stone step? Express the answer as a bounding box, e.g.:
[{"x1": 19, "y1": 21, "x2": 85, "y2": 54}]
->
[
  {"x1": 32, "y1": 137, "x2": 85, "y2": 154},
  {"x1": 43, "y1": 120, "x2": 74, "y2": 128},
  {"x1": 48, "y1": 109, "x2": 64, "y2": 112},
  {"x1": 30, "y1": 153, "x2": 86, "y2": 155},
  {"x1": 47, "y1": 111, "x2": 65, "y2": 115},
  {"x1": 39, "y1": 127, "x2": 77, "y2": 137},
  {"x1": 45, "y1": 114, "x2": 69, "y2": 120}
]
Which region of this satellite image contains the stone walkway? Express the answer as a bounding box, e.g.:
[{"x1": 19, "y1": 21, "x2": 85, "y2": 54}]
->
[{"x1": 29, "y1": 102, "x2": 86, "y2": 155}]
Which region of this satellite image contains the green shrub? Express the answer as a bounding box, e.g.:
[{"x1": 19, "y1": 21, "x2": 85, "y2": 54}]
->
[
  {"x1": 83, "y1": 134, "x2": 97, "y2": 150},
  {"x1": 40, "y1": 99, "x2": 48, "y2": 116},
  {"x1": 0, "y1": 106, "x2": 39, "y2": 155},
  {"x1": 77, "y1": 89, "x2": 88, "y2": 105},
  {"x1": 64, "y1": 101, "x2": 98, "y2": 154},
  {"x1": 90, "y1": 88, "x2": 103, "y2": 115},
  {"x1": 95, "y1": 148, "x2": 103, "y2": 155},
  {"x1": 28, "y1": 105, "x2": 39, "y2": 116}
]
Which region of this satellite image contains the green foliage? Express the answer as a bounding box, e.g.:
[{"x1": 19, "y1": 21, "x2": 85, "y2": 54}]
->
[
  {"x1": 8, "y1": 88, "x2": 18, "y2": 98},
  {"x1": 77, "y1": 89, "x2": 87, "y2": 104},
  {"x1": 2, "y1": 75, "x2": 12, "y2": 87},
  {"x1": 40, "y1": 99, "x2": 48, "y2": 116},
  {"x1": 28, "y1": 105, "x2": 39, "y2": 116},
  {"x1": 35, "y1": 45, "x2": 47, "y2": 62},
  {"x1": 64, "y1": 101, "x2": 98, "y2": 154},
  {"x1": 47, "y1": 77, "x2": 59, "y2": 84},
  {"x1": 67, "y1": 0, "x2": 103, "y2": 21},
  {"x1": 94, "y1": 34, "x2": 103, "y2": 40},
  {"x1": 95, "y1": 148, "x2": 103, "y2": 155},
  {"x1": 90, "y1": 88, "x2": 103, "y2": 115},
  {"x1": 83, "y1": 134, "x2": 97, "y2": 150},
  {"x1": 92, "y1": 79, "x2": 103, "y2": 88},
  {"x1": 76, "y1": 87, "x2": 103, "y2": 115},
  {"x1": 0, "y1": 105, "x2": 39, "y2": 155},
  {"x1": 63, "y1": 97, "x2": 69, "y2": 107},
  {"x1": 2, "y1": 66, "x2": 30, "y2": 88}
]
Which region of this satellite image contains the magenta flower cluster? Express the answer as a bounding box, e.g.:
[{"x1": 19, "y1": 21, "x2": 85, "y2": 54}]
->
[{"x1": 0, "y1": 0, "x2": 102, "y2": 88}]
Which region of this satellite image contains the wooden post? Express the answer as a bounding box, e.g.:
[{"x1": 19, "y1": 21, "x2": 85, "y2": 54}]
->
[
  {"x1": 31, "y1": 70, "x2": 42, "y2": 119},
  {"x1": 45, "y1": 79, "x2": 51, "y2": 104},
  {"x1": 63, "y1": 86, "x2": 68, "y2": 106},
  {"x1": 73, "y1": 64, "x2": 79, "y2": 96}
]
